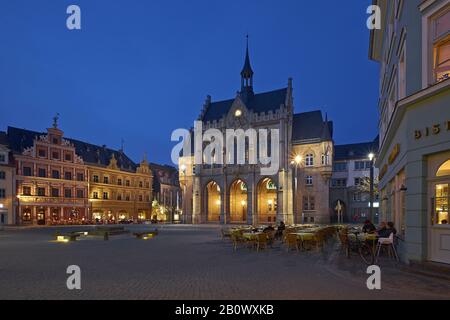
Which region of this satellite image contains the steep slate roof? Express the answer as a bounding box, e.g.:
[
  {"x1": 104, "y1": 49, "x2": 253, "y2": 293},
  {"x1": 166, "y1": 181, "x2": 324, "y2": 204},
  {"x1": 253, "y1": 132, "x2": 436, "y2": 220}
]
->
[
  {"x1": 334, "y1": 136, "x2": 379, "y2": 161},
  {"x1": 0, "y1": 131, "x2": 8, "y2": 146},
  {"x1": 292, "y1": 111, "x2": 333, "y2": 143},
  {"x1": 7, "y1": 127, "x2": 137, "y2": 172},
  {"x1": 202, "y1": 88, "x2": 288, "y2": 122}
]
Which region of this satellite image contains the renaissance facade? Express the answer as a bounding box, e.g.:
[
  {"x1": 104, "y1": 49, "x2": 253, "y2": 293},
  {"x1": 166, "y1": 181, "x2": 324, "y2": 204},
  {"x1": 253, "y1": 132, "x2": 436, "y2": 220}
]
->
[
  {"x1": 5, "y1": 119, "x2": 152, "y2": 225},
  {"x1": 179, "y1": 44, "x2": 334, "y2": 225}
]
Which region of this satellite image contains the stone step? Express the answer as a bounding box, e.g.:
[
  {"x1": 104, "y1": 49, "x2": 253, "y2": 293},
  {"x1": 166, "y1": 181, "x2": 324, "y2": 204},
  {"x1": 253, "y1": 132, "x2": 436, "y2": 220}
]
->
[{"x1": 400, "y1": 261, "x2": 450, "y2": 281}]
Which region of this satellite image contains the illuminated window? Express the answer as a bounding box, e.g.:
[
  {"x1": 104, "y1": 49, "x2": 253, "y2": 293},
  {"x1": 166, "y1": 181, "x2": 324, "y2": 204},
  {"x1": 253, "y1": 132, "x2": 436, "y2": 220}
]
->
[
  {"x1": 234, "y1": 109, "x2": 242, "y2": 117},
  {"x1": 437, "y1": 159, "x2": 450, "y2": 176},
  {"x1": 432, "y1": 7, "x2": 450, "y2": 83},
  {"x1": 23, "y1": 186, "x2": 31, "y2": 196},
  {"x1": 435, "y1": 184, "x2": 449, "y2": 225}
]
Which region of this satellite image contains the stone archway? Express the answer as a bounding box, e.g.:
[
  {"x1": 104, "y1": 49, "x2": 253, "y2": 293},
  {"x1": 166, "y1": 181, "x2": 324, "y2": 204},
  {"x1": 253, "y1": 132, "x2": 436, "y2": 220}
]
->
[
  {"x1": 205, "y1": 181, "x2": 221, "y2": 222},
  {"x1": 229, "y1": 179, "x2": 248, "y2": 223},
  {"x1": 257, "y1": 178, "x2": 277, "y2": 224}
]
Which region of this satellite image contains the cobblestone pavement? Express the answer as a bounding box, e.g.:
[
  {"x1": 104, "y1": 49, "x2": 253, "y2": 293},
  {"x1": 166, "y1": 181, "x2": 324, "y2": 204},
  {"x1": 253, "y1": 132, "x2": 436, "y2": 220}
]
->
[{"x1": 0, "y1": 225, "x2": 449, "y2": 300}]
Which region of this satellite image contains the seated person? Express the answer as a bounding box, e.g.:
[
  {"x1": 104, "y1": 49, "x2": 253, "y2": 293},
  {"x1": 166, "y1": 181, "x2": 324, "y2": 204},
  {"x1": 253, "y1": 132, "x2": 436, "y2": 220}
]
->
[
  {"x1": 378, "y1": 221, "x2": 397, "y2": 238},
  {"x1": 386, "y1": 222, "x2": 397, "y2": 236},
  {"x1": 376, "y1": 221, "x2": 388, "y2": 237},
  {"x1": 275, "y1": 221, "x2": 286, "y2": 239},
  {"x1": 362, "y1": 220, "x2": 376, "y2": 234},
  {"x1": 263, "y1": 225, "x2": 275, "y2": 232},
  {"x1": 441, "y1": 219, "x2": 448, "y2": 225}
]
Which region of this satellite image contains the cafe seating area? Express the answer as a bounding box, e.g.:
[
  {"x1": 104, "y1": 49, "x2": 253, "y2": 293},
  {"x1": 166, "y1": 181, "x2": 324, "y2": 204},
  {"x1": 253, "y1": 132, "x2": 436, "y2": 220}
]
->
[
  {"x1": 224, "y1": 224, "x2": 341, "y2": 253},
  {"x1": 222, "y1": 223, "x2": 400, "y2": 265}
]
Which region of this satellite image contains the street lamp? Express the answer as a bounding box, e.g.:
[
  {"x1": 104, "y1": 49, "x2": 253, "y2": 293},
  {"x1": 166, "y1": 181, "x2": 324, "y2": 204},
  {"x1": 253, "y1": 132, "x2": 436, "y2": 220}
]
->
[
  {"x1": 292, "y1": 155, "x2": 302, "y2": 224},
  {"x1": 368, "y1": 153, "x2": 375, "y2": 223},
  {"x1": 16, "y1": 195, "x2": 21, "y2": 225},
  {"x1": 179, "y1": 164, "x2": 187, "y2": 224}
]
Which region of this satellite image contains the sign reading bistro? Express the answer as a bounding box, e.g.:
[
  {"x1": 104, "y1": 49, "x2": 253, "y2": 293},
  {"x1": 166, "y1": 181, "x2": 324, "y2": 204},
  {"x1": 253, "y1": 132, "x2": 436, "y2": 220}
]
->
[
  {"x1": 380, "y1": 121, "x2": 449, "y2": 181},
  {"x1": 415, "y1": 120, "x2": 450, "y2": 140}
]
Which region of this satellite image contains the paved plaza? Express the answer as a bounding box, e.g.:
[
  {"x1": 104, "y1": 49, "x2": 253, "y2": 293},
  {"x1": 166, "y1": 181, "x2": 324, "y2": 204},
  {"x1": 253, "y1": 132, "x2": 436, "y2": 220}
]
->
[{"x1": 0, "y1": 225, "x2": 449, "y2": 300}]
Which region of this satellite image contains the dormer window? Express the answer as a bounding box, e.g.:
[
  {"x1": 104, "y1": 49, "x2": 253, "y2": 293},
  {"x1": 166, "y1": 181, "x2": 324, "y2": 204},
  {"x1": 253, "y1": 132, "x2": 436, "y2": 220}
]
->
[{"x1": 234, "y1": 109, "x2": 242, "y2": 117}]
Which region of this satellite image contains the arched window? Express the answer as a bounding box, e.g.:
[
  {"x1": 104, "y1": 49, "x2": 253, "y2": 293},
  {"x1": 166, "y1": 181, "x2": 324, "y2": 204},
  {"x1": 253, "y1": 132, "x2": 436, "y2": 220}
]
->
[
  {"x1": 436, "y1": 160, "x2": 450, "y2": 177},
  {"x1": 305, "y1": 154, "x2": 314, "y2": 167}
]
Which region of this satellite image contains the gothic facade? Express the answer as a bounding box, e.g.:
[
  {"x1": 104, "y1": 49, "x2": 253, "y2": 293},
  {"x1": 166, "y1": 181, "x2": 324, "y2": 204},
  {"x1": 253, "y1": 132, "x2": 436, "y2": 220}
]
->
[{"x1": 179, "y1": 44, "x2": 333, "y2": 225}]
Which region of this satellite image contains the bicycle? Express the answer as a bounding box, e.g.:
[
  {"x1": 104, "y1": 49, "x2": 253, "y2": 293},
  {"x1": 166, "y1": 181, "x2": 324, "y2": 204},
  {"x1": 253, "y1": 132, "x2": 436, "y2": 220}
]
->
[{"x1": 339, "y1": 231, "x2": 375, "y2": 265}]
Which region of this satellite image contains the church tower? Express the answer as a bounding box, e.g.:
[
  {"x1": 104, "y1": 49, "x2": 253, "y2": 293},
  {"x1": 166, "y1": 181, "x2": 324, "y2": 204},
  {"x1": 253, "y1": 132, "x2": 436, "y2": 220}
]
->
[{"x1": 240, "y1": 36, "x2": 254, "y2": 96}]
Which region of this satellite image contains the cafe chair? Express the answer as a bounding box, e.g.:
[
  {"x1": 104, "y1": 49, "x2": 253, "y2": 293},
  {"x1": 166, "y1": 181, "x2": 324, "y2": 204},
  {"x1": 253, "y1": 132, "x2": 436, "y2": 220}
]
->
[
  {"x1": 255, "y1": 233, "x2": 269, "y2": 252},
  {"x1": 375, "y1": 233, "x2": 399, "y2": 263},
  {"x1": 285, "y1": 234, "x2": 300, "y2": 252},
  {"x1": 230, "y1": 232, "x2": 245, "y2": 251},
  {"x1": 265, "y1": 231, "x2": 276, "y2": 248},
  {"x1": 221, "y1": 228, "x2": 231, "y2": 240}
]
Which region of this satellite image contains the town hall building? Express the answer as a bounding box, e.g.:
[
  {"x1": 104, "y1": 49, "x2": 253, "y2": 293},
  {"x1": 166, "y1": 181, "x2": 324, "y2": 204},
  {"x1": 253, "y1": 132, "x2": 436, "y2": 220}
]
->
[{"x1": 179, "y1": 43, "x2": 334, "y2": 225}]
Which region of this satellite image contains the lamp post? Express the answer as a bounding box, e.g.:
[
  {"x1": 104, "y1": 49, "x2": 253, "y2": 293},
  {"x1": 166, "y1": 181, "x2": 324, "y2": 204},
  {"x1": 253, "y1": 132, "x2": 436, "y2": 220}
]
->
[
  {"x1": 179, "y1": 164, "x2": 186, "y2": 224},
  {"x1": 16, "y1": 195, "x2": 21, "y2": 225},
  {"x1": 368, "y1": 153, "x2": 375, "y2": 223},
  {"x1": 291, "y1": 155, "x2": 302, "y2": 224}
]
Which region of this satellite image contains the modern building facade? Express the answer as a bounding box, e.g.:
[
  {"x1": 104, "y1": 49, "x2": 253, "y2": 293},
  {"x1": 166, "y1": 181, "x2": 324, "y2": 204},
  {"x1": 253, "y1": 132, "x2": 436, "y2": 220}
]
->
[
  {"x1": 179, "y1": 44, "x2": 333, "y2": 225},
  {"x1": 0, "y1": 132, "x2": 16, "y2": 225},
  {"x1": 5, "y1": 120, "x2": 153, "y2": 225},
  {"x1": 370, "y1": 0, "x2": 450, "y2": 264},
  {"x1": 330, "y1": 137, "x2": 379, "y2": 224}
]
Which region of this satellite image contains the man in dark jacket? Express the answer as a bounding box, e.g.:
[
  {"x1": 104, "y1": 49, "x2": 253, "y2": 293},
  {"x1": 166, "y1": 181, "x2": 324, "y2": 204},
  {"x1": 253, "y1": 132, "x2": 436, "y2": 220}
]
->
[{"x1": 362, "y1": 220, "x2": 376, "y2": 234}]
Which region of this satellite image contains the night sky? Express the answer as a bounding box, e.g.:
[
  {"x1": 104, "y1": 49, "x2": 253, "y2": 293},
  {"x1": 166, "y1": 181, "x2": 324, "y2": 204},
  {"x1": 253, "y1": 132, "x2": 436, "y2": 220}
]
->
[{"x1": 0, "y1": 0, "x2": 378, "y2": 166}]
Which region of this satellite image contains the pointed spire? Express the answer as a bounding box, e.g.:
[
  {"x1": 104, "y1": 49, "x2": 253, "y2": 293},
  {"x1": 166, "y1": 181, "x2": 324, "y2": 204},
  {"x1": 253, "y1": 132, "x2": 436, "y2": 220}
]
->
[
  {"x1": 240, "y1": 35, "x2": 254, "y2": 93},
  {"x1": 241, "y1": 35, "x2": 254, "y2": 78}
]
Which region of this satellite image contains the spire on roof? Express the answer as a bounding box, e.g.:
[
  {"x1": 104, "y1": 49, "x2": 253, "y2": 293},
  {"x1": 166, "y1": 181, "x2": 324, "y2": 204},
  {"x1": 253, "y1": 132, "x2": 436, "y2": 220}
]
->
[{"x1": 240, "y1": 35, "x2": 254, "y2": 93}]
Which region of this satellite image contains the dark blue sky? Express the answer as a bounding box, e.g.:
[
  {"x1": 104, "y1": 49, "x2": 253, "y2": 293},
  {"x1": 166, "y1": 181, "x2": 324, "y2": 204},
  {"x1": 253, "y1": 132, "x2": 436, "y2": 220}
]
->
[{"x1": 0, "y1": 0, "x2": 378, "y2": 166}]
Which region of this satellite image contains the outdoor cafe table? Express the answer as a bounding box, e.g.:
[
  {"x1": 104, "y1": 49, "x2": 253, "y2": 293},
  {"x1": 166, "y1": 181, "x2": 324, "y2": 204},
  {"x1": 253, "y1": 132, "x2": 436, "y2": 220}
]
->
[
  {"x1": 348, "y1": 232, "x2": 378, "y2": 251},
  {"x1": 291, "y1": 232, "x2": 315, "y2": 241},
  {"x1": 242, "y1": 232, "x2": 263, "y2": 241}
]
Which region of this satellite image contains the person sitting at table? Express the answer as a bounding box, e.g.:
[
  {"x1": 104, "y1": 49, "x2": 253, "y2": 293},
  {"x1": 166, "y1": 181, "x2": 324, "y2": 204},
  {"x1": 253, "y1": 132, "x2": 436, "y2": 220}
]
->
[
  {"x1": 362, "y1": 220, "x2": 376, "y2": 234},
  {"x1": 263, "y1": 225, "x2": 275, "y2": 232},
  {"x1": 376, "y1": 221, "x2": 389, "y2": 237},
  {"x1": 275, "y1": 221, "x2": 286, "y2": 239},
  {"x1": 377, "y1": 221, "x2": 397, "y2": 239},
  {"x1": 387, "y1": 222, "x2": 397, "y2": 236}
]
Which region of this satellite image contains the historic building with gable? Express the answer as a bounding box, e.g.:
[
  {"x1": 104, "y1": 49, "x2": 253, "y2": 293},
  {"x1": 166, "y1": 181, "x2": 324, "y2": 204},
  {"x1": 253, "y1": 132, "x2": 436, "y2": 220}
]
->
[
  {"x1": 5, "y1": 118, "x2": 153, "y2": 225},
  {"x1": 179, "y1": 43, "x2": 334, "y2": 225}
]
